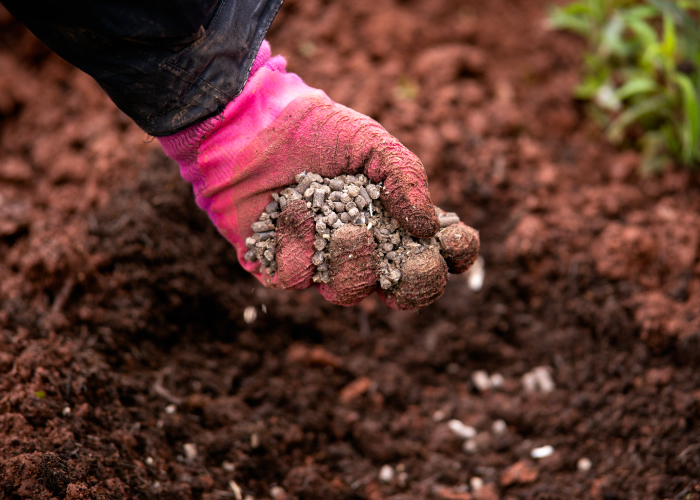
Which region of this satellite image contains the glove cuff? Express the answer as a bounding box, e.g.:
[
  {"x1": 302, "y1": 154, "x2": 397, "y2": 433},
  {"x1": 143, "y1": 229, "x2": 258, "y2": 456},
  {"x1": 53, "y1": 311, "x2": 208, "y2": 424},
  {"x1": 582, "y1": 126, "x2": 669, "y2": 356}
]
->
[{"x1": 158, "y1": 41, "x2": 319, "y2": 201}]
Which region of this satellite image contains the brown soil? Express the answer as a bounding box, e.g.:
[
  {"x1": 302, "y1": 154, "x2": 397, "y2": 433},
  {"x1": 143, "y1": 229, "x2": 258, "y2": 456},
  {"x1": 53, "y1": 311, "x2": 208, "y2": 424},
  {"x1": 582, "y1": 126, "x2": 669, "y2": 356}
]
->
[{"x1": 2, "y1": 0, "x2": 700, "y2": 499}]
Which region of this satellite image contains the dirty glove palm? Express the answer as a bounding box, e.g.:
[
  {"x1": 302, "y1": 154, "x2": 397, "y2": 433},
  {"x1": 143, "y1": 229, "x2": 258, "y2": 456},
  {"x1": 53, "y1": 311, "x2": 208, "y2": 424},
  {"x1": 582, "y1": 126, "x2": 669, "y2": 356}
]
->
[{"x1": 160, "y1": 42, "x2": 457, "y2": 309}]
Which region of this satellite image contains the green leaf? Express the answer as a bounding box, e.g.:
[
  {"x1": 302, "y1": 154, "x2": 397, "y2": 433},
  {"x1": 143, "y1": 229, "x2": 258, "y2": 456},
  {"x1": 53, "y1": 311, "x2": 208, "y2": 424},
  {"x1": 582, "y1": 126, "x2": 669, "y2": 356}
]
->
[
  {"x1": 674, "y1": 72, "x2": 700, "y2": 163},
  {"x1": 548, "y1": 8, "x2": 593, "y2": 35},
  {"x1": 640, "y1": 131, "x2": 670, "y2": 174},
  {"x1": 34, "y1": 391, "x2": 46, "y2": 399},
  {"x1": 615, "y1": 75, "x2": 659, "y2": 100},
  {"x1": 626, "y1": 18, "x2": 659, "y2": 49},
  {"x1": 606, "y1": 95, "x2": 668, "y2": 142}
]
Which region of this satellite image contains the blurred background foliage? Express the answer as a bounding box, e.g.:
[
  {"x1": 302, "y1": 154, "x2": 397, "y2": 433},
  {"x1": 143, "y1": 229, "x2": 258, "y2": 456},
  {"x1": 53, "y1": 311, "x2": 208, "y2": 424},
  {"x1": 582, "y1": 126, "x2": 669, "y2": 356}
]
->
[{"x1": 549, "y1": 0, "x2": 700, "y2": 173}]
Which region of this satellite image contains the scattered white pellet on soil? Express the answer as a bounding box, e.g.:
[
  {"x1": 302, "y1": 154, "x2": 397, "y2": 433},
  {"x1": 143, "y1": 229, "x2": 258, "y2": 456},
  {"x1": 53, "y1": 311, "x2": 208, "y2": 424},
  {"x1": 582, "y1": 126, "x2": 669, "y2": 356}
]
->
[
  {"x1": 62, "y1": 406, "x2": 71, "y2": 416},
  {"x1": 432, "y1": 409, "x2": 447, "y2": 422},
  {"x1": 471, "y1": 370, "x2": 492, "y2": 391},
  {"x1": 469, "y1": 477, "x2": 484, "y2": 492},
  {"x1": 577, "y1": 457, "x2": 592, "y2": 472},
  {"x1": 379, "y1": 464, "x2": 395, "y2": 483},
  {"x1": 397, "y1": 471, "x2": 408, "y2": 488},
  {"x1": 531, "y1": 445, "x2": 554, "y2": 459},
  {"x1": 183, "y1": 443, "x2": 197, "y2": 461},
  {"x1": 270, "y1": 486, "x2": 286, "y2": 499},
  {"x1": 222, "y1": 460, "x2": 236, "y2": 472},
  {"x1": 261, "y1": 304, "x2": 267, "y2": 313},
  {"x1": 490, "y1": 372, "x2": 505, "y2": 388},
  {"x1": 243, "y1": 306, "x2": 257, "y2": 324},
  {"x1": 463, "y1": 439, "x2": 478, "y2": 454},
  {"x1": 448, "y1": 419, "x2": 477, "y2": 439},
  {"x1": 250, "y1": 433, "x2": 260, "y2": 449},
  {"x1": 145, "y1": 456, "x2": 154, "y2": 466},
  {"x1": 491, "y1": 419, "x2": 507, "y2": 435},
  {"x1": 522, "y1": 366, "x2": 555, "y2": 393},
  {"x1": 229, "y1": 480, "x2": 243, "y2": 500},
  {"x1": 467, "y1": 256, "x2": 485, "y2": 291},
  {"x1": 164, "y1": 404, "x2": 177, "y2": 414}
]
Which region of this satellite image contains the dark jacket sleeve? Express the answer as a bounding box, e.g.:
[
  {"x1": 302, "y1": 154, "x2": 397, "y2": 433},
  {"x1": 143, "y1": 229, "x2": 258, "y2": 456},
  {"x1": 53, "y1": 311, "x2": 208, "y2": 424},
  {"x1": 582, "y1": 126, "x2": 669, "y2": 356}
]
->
[{"x1": 1, "y1": 0, "x2": 283, "y2": 136}]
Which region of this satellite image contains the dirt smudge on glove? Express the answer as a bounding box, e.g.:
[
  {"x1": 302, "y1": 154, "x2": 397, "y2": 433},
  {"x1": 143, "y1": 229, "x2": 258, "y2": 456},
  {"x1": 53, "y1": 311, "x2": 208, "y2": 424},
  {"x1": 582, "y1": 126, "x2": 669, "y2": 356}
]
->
[
  {"x1": 274, "y1": 200, "x2": 316, "y2": 289},
  {"x1": 321, "y1": 225, "x2": 378, "y2": 306}
]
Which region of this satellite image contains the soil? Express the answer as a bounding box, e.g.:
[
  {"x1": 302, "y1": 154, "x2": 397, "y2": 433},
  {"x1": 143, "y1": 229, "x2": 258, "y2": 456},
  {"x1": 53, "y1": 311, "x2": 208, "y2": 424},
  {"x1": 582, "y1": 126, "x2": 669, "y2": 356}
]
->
[{"x1": 2, "y1": 0, "x2": 700, "y2": 499}]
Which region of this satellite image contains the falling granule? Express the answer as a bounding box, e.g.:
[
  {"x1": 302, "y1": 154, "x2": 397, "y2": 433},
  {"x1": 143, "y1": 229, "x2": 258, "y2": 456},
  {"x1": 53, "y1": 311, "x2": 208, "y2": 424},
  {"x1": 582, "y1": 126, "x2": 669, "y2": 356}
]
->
[
  {"x1": 243, "y1": 306, "x2": 257, "y2": 324},
  {"x1": 467, "y1": 256, "x2": 485, "y2": 291},
  {"x1": 531, "y1": 445, "x2": 554, "y2": 459}
]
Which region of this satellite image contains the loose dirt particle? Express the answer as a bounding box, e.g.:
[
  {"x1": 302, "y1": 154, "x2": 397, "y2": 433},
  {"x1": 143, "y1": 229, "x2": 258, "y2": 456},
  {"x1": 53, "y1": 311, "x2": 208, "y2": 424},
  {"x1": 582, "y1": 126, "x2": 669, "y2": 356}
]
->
[
  {"x1": 339, "y1": 377, "x2": 372, "y2": 404},
  {"x1": 500, "y1": 460, "x2": 539, "y2": 486}
]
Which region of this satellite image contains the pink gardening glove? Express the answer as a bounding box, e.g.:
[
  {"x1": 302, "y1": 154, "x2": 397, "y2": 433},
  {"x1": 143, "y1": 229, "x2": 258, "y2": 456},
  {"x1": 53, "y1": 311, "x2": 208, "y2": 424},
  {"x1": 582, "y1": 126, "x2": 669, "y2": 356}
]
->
[{"x1": 159, "y1": 42, "x2": 478, "y2": 310}]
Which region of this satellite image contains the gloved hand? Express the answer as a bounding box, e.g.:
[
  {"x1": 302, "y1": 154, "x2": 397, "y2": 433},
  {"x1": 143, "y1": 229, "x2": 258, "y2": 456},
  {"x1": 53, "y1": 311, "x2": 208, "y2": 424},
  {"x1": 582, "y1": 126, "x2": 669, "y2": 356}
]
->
[{"x1": 159, "y1": 41, "x2": 478, "y2": 310}]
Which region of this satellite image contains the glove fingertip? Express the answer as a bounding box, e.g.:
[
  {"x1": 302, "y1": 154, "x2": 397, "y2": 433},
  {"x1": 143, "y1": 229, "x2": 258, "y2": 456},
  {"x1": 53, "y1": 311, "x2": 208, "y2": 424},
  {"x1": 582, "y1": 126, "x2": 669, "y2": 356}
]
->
[
  {"x1": 438, "y1": 223, "x2": 480, "y2": 274},
  {"x1": 382, "y1": 248, "x2": 448, "y2": 310}
]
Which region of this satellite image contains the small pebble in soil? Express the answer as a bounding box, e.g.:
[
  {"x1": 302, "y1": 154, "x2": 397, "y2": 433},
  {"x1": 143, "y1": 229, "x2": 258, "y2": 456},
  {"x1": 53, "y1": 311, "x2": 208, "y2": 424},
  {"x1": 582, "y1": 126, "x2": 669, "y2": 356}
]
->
[
  {"x1": 165, "y1": 404, "x2": 177, "y2": 414},
  {"x1": 448, "y1": 419, "x2": 477, "y2": 439},
  {"x1": 463, "y1": 439, "x2": 478, "y2": 454},
  {"x1": 466, "y1": 256, "x2": 485, "y2": 291},
  {"x1": 530, "y1": 445, "x2": 554, "y2": 459},
  {"x1": 243, "y1": 306, "x2": 257, "y2": 324},
  {"x1": 491, "y1": 419, "x2": 507, "y2": 436},
  {"x1": 379, "y1": 464, "x2": 395, "y2": 483},
  {"x1": 250, "y1": 433, "x2": 260, "y2": 449},
  {"x1": 62, "y1": 406, "x2": 71, "y2": 416},
  {"x1": 432, "y1": 409, "x2": 447, "y2": 422},
  {"x1": 522, "y1": 366, "x2": 556, "y2": 393},
  {"x1": 577, "y1": 457, "x2": 593, "y2": 472},
  {"x1": 270, "y1": 486, "x2": 286, "y2": 499},
  {"x1": 490, "y1": 372, "x2": 505, "y2": 389},
  {"x1": 222, "y1": 461, "x2": 236, "y2": 472},
  {"x1": 396, "y1": 464, "x2": 407, "y2": 488},
  {"x1": 469, "y1": 477, "x2": 484, "y2": 492},
  {"x1": 471, "y1": 370, "x2": 492, "y2": 391},
  {"x1": 183, "y1": 443, "x2": 197, "y2": 461},
  {"x1": 245, "y1": 173, "x2": 461, "y2": 291},
  {"x1": 145, "y1": 456, "x2": 154, "y2": 466}
]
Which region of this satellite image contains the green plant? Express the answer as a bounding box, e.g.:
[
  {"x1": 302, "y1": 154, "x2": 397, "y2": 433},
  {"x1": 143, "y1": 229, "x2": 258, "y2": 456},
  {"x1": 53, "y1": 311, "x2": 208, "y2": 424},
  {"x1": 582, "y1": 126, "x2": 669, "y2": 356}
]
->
[{"x1": 549, "y1": 0, "x2": 700, "y2": 173}]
